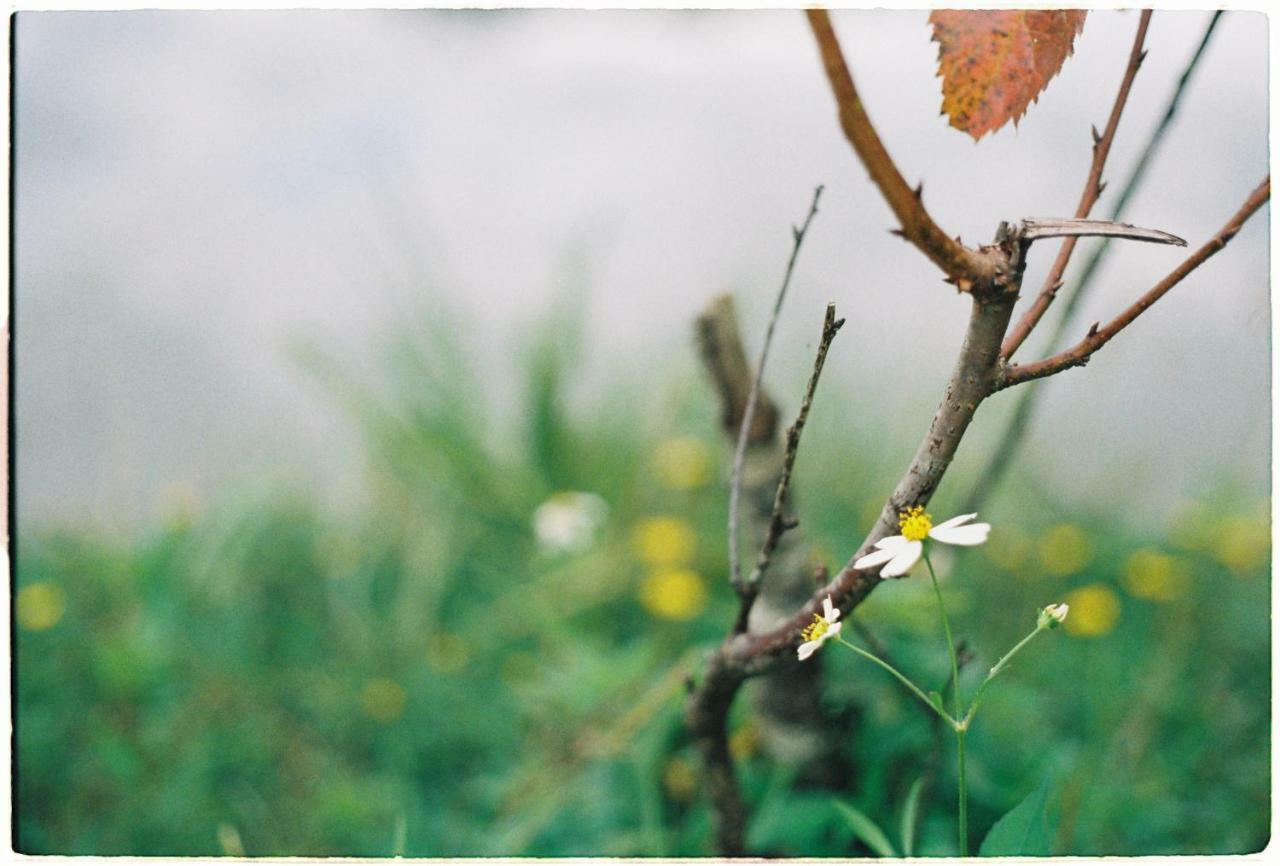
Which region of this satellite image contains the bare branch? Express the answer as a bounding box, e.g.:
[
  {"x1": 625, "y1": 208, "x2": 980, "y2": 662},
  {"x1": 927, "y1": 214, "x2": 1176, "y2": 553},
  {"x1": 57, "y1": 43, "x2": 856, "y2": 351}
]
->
[
  {"x1": 805, "y1": 9, "x2": 1000, "y2": 290},
  {"x1": 1001, "y1": 177, "x2": 1270, "y2": 388},
  {"x1": 1002, "y1": 10, "x2": 1152, "y2": 359},
  {"x1": 734, "y1": 303, "x2": 845, "y2": 635},
  {"x1": 728, "y1": 186, "x2": 824, "y2": 595},
  {"x1": 1049, "y1": 10, "x2": 1225, "y2": 348},
  {"x1": 964, "y1": 11, "x2": 1225, "y2": 514}
]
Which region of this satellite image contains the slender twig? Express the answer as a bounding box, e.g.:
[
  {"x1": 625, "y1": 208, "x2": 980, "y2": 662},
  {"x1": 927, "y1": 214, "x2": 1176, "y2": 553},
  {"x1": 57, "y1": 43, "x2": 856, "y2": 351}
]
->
[
  {"x1": 734, "y1": 304, "x2": 845, "y2": 634},
  {"x1": 1049, "y1": 10, "x2": 1225, "y2": 345},
  {"x1": 805, "y1": 9, "x2": 998, "y2": 290},
  {"x1": 728, "y1": 186, "x2": 824, "y2": 596},
  {"x1": 1002, "y1": 10, "x2": 1152, "y2": 360},
  {"x1": 1001, "y1": 177, "x2": 1270, "y2": 388},
  {"x1": 964, "y1": 11, "x2": 1225, "y2": 513}
]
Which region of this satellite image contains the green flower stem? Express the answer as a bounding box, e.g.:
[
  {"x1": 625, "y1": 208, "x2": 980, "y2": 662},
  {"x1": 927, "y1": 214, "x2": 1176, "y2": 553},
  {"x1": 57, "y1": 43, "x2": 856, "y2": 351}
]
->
[
  {"x1": 923, "y1": 550, "x2": 967, "y2": 856},
  {"x1": 835, "y1": 636, "x2": 956, "y2": 726},
  {"x1": 964, "y1": 622, "x2": 1049, "y2": 726}
]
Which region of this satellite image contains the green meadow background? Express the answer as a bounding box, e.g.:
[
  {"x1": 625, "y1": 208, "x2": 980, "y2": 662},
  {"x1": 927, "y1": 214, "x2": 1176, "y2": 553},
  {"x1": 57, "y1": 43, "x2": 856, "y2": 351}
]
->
[{"x1": 15, "y1": 303, "x2": 1270, "y2": 856}]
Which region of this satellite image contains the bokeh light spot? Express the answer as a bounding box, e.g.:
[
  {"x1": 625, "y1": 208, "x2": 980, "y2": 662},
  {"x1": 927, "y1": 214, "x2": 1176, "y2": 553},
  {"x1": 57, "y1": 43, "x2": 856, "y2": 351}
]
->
[
  {"x1": 638, "y1": 568, "x2": 707, "y2": 621},
  {"x1": 1038, "y1": 523, "x2": 1093, "y2": 576},
  {"x1": 360, "y1": 678, "x2": 406, "y2": 723},
  {"x1": 1062, "y1": 584, "x2": 1121, "y2": 637},
  {"x1": 1121, "y1": 548, "x2": 1192, "y2": 602},
  {"x1": 632, "y1": 516, "x2": 696, "y2": 568},
  {"x1": 652, "y1": 437, "x2": 713, "y2": 490},
  {"x1": 18, "y1": 582, "x2": 67, "y2": 632}
]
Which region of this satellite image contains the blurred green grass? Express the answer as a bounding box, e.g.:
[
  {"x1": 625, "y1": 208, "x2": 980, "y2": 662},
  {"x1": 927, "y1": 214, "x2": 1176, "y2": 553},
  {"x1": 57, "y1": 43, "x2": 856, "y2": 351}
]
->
[{"x1": 14, "y1": 305, "x2": 1270, "y2": 856}]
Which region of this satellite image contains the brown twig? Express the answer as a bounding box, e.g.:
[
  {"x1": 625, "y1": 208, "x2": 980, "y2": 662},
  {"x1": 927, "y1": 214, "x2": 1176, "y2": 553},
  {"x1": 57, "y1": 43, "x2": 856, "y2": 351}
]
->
[
  {"x1": 805, "y1": 9, "x2": 1000, "y2": 291},
  {"x1": 729, "y1": 186, "x2": 824, "y2": 596},
  {"x1": 734, "y1": 303, "x2": 845, "y2": 635},
  {"x1": 965, "y1": 11, "x2": 1225, "y2": 514},
  {"x1": 1001, "y1": 177, "x2": 1270, "y2": 388},
  {"x1": 1002, "y1": 10, "x2": 1152, "y2": 360}
]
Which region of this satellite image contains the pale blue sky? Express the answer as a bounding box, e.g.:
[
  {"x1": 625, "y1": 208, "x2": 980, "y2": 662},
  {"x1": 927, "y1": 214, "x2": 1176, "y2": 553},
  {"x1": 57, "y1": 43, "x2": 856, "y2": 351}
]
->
[{"x1": 14, "y1": 9, "x2": 1270, "y2": 530}]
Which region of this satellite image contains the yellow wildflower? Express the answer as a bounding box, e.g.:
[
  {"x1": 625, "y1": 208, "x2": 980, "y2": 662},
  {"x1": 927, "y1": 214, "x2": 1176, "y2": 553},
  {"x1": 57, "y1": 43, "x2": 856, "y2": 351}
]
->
[
  {"x1": 1061, "y1": 584, "x2": 1121, "y2": 638},
  {"x1": 653, "y1": 437, "x2": 713, "y2": 490},
  {"x1": 632, "y1": 516, "x2": 697, "y2": 567},
  {"x1": 1039, "y1": 524, "x2": 1093, "y2": 576},
  {"x1": 17, "y1": 583, "x2": 66, "y2": 632},
  {"x1": 1213, "y1": 515, "x2": 1269, "y2": 574},
  {"x1": 1121, "y1": 549, "x2": 1192, "y2": 602},
  {"x1": 638, "y1": 568, "x2": 708, "y2": 621}
]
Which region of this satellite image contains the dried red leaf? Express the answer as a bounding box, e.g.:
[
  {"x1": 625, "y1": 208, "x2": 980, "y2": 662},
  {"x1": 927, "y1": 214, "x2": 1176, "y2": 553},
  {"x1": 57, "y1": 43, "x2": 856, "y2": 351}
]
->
[{"x1": 930, "y1": 9, "x2": 1088, "y2": 140}]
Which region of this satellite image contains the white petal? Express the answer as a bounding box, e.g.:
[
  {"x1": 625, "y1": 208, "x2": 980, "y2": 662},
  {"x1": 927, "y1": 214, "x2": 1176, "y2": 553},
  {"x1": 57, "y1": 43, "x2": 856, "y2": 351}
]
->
[
  {"x1": 826, "y1": 622, "x2": 843, "y2": 639},
  {"x1": 822, "y1": 596, "x2": 837, "y2": 620},
  {"x1": 929, "y1": 523, "x2": 991, "y2": 546},
  {"x1": 880, "y1": 540, "x2": 923, "y2": 577},
  {"x1": 797, "y1": 640, "x2": 820, "y2": 661},
  {"x1": 932, "y1": 513, "x2": 978, "y2": 531},
  {"x1": 874, "y1": 534, "x2": 909, "y2": 550},
  {"x1": 854, "y1": 547, "x2": 897, "y2": 570}
]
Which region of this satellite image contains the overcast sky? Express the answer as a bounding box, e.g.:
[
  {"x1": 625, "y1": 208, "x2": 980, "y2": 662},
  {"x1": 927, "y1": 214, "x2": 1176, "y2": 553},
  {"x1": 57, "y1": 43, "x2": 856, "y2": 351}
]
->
[{"x1": 14, "y1": 9, "x2": 1270, "y2": 532}]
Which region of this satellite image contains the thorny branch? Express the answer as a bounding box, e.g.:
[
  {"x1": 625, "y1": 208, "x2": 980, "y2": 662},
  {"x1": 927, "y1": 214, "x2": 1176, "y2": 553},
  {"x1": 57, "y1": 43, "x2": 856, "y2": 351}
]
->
[
  {"x1": 1002, "y1": 10, "x2": 1153, "y2": 360},
  {"x1": 966, "y1": 11, "x2": 1224, "y2": 513},
  {"x1": 806, "y1": 9, "x2": 1003, "y2": 291},
  {"x1": 1000, "y1": 177, "x2": 1271, "y2": 388},
  {"x1": 729, "y1": 185, "x2": 825, "y2": 597},
  {"x1": 686, "y1": 9, "x2": 1268, "y2": 855},
  {"x1": 735, "y1": 303, "x2": 845, "y2": 635}
]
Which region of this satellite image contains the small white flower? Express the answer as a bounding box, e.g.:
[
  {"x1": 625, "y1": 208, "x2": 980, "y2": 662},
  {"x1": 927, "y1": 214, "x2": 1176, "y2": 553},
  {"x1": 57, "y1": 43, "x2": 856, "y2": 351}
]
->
[
  {"x1": 797, "y1": 595, "x2": 843, "y2": 661},
  {"x1": 853, "y1": 506, "x2": 990, "y2": 578},
  {"x1": 1039, "y1": 602, "x2": 1070, "y2": 628},
  {"x1": 532, "y1": 492, "x2": 608, "y2": 555}
]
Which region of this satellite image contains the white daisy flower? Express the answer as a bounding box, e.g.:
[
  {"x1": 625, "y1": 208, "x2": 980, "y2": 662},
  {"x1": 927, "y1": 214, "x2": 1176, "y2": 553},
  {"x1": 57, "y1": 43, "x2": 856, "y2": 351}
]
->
[
  {"x1": 853, "y1": 506, "x2": 990, "y2": 578},
  {"x1": 797, "y1": 595, "x2": 843, "y2": 661}
]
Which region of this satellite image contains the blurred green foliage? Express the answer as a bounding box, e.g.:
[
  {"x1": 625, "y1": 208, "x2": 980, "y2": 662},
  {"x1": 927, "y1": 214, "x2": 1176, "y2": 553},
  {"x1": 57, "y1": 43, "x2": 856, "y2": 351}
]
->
[{"x1": 15, "y1": 305, "x2": 1270, "y2": 856}]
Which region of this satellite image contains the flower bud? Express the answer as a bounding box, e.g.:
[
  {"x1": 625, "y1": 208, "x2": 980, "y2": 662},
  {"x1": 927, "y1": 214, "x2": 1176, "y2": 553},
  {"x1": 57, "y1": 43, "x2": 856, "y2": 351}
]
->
[{"x1": 1038, "y1": 602, "x2": 1070, "y2": 629}]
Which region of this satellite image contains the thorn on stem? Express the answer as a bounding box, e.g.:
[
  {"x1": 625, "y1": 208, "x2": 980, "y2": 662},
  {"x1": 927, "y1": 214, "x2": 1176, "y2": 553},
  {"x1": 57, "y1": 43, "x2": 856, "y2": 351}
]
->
[
  {"x1": 1091, "y1": 124, "x2": 1102, "y2": 146},
  {"x1": 1087, "y1": 321, "x2": 1100, "y2": 338},
  {"x1": 889, "y1": 228, "x2": 907, "y2": 239},
  {"x1": 913, "y1": 181, "x2": 924, "y2": 200},
  {"x1": 1139, "y1": 48, "x2": 1149, "y2": 66},
  {"x1": 1097, "y1": 179, "x2": 1109, "y2": 197}
]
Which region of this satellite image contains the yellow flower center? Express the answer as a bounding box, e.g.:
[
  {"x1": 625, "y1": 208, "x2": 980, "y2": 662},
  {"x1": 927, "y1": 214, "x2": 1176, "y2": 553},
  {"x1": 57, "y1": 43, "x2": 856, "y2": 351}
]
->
[
  {"x1": 899, "y1": 506, "x2": 933, "y2": 542},
  {"x1": 801, "y1": 613, "x2": 830, "y2": 642}
]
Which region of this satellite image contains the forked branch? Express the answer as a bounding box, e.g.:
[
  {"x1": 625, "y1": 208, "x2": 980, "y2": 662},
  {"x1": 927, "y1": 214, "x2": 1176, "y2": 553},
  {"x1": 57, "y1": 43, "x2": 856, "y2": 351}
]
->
[
  {"x1": 1003, "y1": 10, "x2": 1153, "y2": 359},
  {"x1": 1001, "y1": 177, "x2": 1270, "y2": 388},
  {"x1": 806, "y1": 9, "x2": 1000, "y2": 291},
  {"x1": 734, "y1": 303, "x2": 845, "y2": 635},
  {"x1": 728, "y1": 186, "x2": 824, "y2": 597}
]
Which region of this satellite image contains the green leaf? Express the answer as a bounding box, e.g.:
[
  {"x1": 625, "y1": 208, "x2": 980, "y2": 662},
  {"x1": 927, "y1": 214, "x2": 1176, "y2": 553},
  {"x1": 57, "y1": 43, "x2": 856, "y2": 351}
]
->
[
  {"x1": 979, "y1": 773, "x2": 1055, "y2": 857},
  {"x1": 899, "y1": 776, "x2": 925, "y2": 857},
  {"x1": 835, "y1": 800, "x2": 898, "y2": 858}
]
